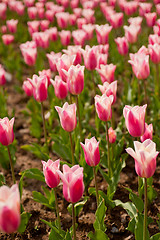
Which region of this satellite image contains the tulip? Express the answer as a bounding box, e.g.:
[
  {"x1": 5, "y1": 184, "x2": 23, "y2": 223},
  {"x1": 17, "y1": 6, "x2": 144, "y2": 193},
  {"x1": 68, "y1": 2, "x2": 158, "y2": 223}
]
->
[
  {"x1": 39, "y1": 69, "x2": 51, "y2": 86},
  {"x1": 50, "y1": 76, "x2": 68, "y2": 99},
  {"x1": 28, "y1": 6, "x2": 37, "y2": 19},
  {"x1": 97, "y1": 54, "x2": 108, "y2": 69},
  {"x1": 98, "y1": 81, "x2": 117, "y2": 104},
  {"x1": 96, "y1": 64, "x2": 116, "y2": 84},
  {"x1": 144, "y1": 12, "x2": 157, "y2": 27},
  {"x1": 2, "y1": 34, "x2": 14, "y2": 45},
  {"x1": 6, "y1": 19, "x2": 18, "y2": 33},
  {"x1": 57, "y1": 164, "x2": 84, "y2": 203},
  {"x1": 0, "y1": 184, "x2": 20, "y2": 234},
  {"x1": 115, "y1": 37, "x2": 129, "y2": 56},
  {"x1": 63, "y1": 64, "x2": 85, "y2": 95},
  {"x1": 0, "y1": 65, "x2": 6, "y2": 86},
  {"x1": 126, "y1": 139, "x2": 158, "y2": 178},
  {"x1": 27, "y1": 74, "x2": 48, "y2": 102},
  {"x1": 46, "y1": 52, "x2": 62, "y2": 72},
  {"x1": 40, "y1": 20, "x2": 50, "y2": 31},
  {"x1": 46, "y1": 27, "x2": 58, "y2": 42},
  {"x1": 55, "y1": 102, "x2": 77, "y2": 132},
  {"x1": 128, "y1": 52, "x2": 150, "y2": 80},
  {"x1": 27, "y1": 21, "x2": 40, "y2": 36},
  {"x1": 95, "y1": 94, "x2": 113, "y2": 122},
  {"x1": 123, "y1": 1, "x2": 138, "y2": 15},
  {"x1": 140, "y1": 123, "x2": 153, "y2": 143},
  {"x1": 56, "y1": 12, "x2": 69, "y2": 28},
  {"x1": 59, "y1": 30, "x2": 71, "y2": 46},
  {"x1": 42, "y1": 159, "x2": 60, "y2": 188},
  {"x1": 45, "y1": 10, "x2": 54, "y2": 22},
  {"x1": 124, "y1": 24, "x2": 141, "y2": 44},
  {"x1": 123, "y1": 104, "x2": 147, "y2": 137},
  {"x1": 32, "y1": 31, "x2": 50, "y2": 49},
  {"x1": 0, "y1": 3, "x2": 7, "y2": 20},
  {"x1": 109, "y1": 12, "x2": 123, "y2": 29},
  {"x1": 20, "y1": 41, "x2": 37, "y2": 66},
  {"x1": 80, "y1": 137, "x2": 100, "y2": 167},
  {"x1": 95, "y1": 24, "x2": 112, "y2": 44},
  {"x1": 69, "y1": 14, "x2": 77, "y2": 26},
  {"x1": 148, "y1": 34, "x2": 160, "y2": 45},
  {"x1": 81, "y1": 45, "x2": 97, "y2": 70},
  {"x1": 139, "y1": 3, "x2": 152, "y2": 17},
  {"x1": 1, "y1": 25, "x2": 7, "y2": 34},
  {"x1": 72, "y1": 29, "x2": 87, "y2": 46},
  {"x1": 148, "y1": 44, "x2": 160, "y2": 64},
  {"x1": 23, "y1": 80, "x2": 33, "y2": 96},
  {"x1": 77, "y1": 18, "x2": 87, "y2": 29},
  {"x1": 82, "y1": 24, "x2": 95, "y2": 40},
  {"x1": 63, "y1": 45, "x2": 82, "y2": 65},
  {"x1": 128, "y1": 16, "x2": 143, "y2": 26},
  {"x1": 108, "y1": 127, "x2": 116, "y2": 144}
]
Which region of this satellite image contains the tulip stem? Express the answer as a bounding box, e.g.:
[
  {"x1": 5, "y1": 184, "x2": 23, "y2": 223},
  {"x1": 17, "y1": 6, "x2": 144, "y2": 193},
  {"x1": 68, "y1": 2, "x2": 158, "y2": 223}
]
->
[
  {"x1": 76, "y1": 95, "x2": 82, "y2": 142},
  {"x1": 53, "y1": 188, "x2": 61, "y2": 230},
  {"x1": 111, "y1": 107, "x2": 115, "y2": 129},
  {"x1": 41, "y1": 102, "x2": 48, "y2": 149},
  {"x1": 72, "y1": 203, "x2": 76, "y2": 240},
  {"x1": 7, "y1": 145, "x2": 16, "y2": 184},
  {"x1": 155, "y1": 63, "x2": 159, "y2": 96},
  {"x1": 91, "y1": 70, "x2": 96, "y2": 96},
  {"x1": 137, "y1": 78, "x2": 140, "y2": 105},
  {"x1": 93, "y1": 166, "x2": 99, "y2": 207},
  {"x1": 143, "y1": 178, "x2": 148, "y2": 240},
  {"x1": 106, "y1": 122, "x2": 111, "y2": 178},
  {"x1": 144, "y1": 79, "x2": 148, "y2": 104},
  {"x1": 69, "y1": 132, "x2": 75, "y2": 165}
]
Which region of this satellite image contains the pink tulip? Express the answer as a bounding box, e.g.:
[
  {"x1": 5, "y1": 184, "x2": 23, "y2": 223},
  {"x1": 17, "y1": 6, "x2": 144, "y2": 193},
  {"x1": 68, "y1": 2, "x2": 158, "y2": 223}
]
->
[
  {"x1": 128, "y1": 16, "x2": 143, "y2": 26},
  {"x1": 126, "y1": 139, "x2": 158, "y2": 178},
  {"x1": 98, "y1": 81, "x2": 117, "y2": 104},
  {"x1": 80, "y1": 137, "x2": 100, "y2": 167},
  {"x1": 56, "y1": 12, "x2": 69, "y2": 28},
  {"x1": 123, "y1": 104, "x2": 147, "y2": 137},
  {"x1": 59, "y1": 30, "x2": 71, "y2": 46},
  {"x1": 55, "y1": 102, "x2": 77, "y2": 132},
  {"x1": 148, "y1": 43, "x2": 160, "y2": 64},
  {"x1": 45, "y1": 10, "x2": 55, "y2": 22},
  {"x1": 23, "y1": 80, "x2": 33, "y2": 96},
  {"x1": 39, "y1": 69, "x2": 51, "y2": 86},
  {"x1": 95, "y1": 94, "x2": 113, "y2": 121},
  {"x1": 73, "y1": 8, "x2": 82, "y2": 18},
  {"x1": 156, "y1": 4, "x2": 160, "y2": 15},
  {"x1": 0, "y1": 117, "x2": 14, "y2": 146},
  {"x1": 95, "y1": 24, "x2": 112, "y2": 44},
  {"x1": 27, "y1": 21, "x2": 40, "y2": 36},
  {"x1": 81, "y1": 45, "x2": 97, "y2": 70},
  {"x1": 57, "y1": 164, "x2": 84, "y2": 203},
  {"x1": 140, "y1": 123, "x2": 153, "y2": 143},
  {"x1": 0, "y1": 65, "x2": 6, "y2": 86},
  {"x1": 139, "y1": 3, "x2": 152, "y2": 17},
  {"x1": 115, "y1": 37, "x2": 129, "y2": 56},
  {"x1": 77, "y1": 18, "x2": 87, "y2": 29},
  {"x1": 46, "y1": 52, "x2": 62, "y2": 72},
  {"x1": 69, "y1": 14, "x2": 77, "y2": 26},
  {"x1": 50, "y1": 76, "x2": 68, "y2": 99},
  {"x1": 0, "y1": 184, "x2": 20, "y2": 233},
  {"x1": 109, "y1": 12, "x2": 123, "y2": 29},
  {"x1": 148, "y1": 34, "x2": 160, "y2": 45},
  {"x1": 15, "y1": 2, "x2": 25, "y2": 16},
  {"x1": 42, "y1": 159, "x2": 60, "y2": 188},
  {"x1": 124, "y1": 24, "x2": 141, "y2": 44},
  {"x1": 6, "y1": 19, "x2": 18, "y2": 33},
  {"x1": 70, "y1": 0, "x2": 79, "y2": 9},
  {"x1": 123, "y1": 1, "x2": 138, "y2": 15},
  {"x1": 0, "y1": 3, "x2": 7, "y2": 20},
  {"x1": 96, "y1": 64, "x2": 116, "y2": 84},
  {"x1": 28, "y1": 7, "x2": 37, "y2": 19},
  {"x1": 97, "y1": 44, "x2": 109, "y2": 54},
  {"x1": 56, "y1": 54, "x2": 76, "y2": 82},
  {"x1": 46, "y1": 27, "x2": 58, "y2": 42},
  {"x1": 129, "y1": 52, "x2": 150, "y2": 80},
  {"x1": 72, "y1": 29, "x2": 87, "y2": 46},
  {"x1": 1, "y1": 25, "x2": 7, "y2": 34},
  {"x1": 2, "y1": 34, "x2": 14, "y2": 45},
  {"x1": 40, "y1": 20, "x2": 50, "y2": 31},
  {"x1": 108, "y1": 127, "x2": 116, "y2": 144},
  {"x1": 63, "y1": 64, "x2": 85, "y2": 95},
  {"x1": 97, "y1": 54, "x2": 108, "y2": 69},
  {"x1": 82, "y1": 9, "x2": 95, "y2": 24},
  {"x1": 63, "y1": 45, "x2": 82, "y2": 65},
  {"x1": 82, "y1": 24, "x2": 95, "y2": 40},
  {"x1": 28, "y1": 74, "x2": 48, "y2": 102},
  {"x1": 32, "y1": 31, "x2": 50, "y2": 49},
  {"x1": 24, "y1": 0, "x2": 35, "y2": 7},
  {"x1": 20, "y1": 41, "x2": 37, "y2": 66},
  {"x1": 144, "y1": 12, "x2": 157, "y2": 27}
]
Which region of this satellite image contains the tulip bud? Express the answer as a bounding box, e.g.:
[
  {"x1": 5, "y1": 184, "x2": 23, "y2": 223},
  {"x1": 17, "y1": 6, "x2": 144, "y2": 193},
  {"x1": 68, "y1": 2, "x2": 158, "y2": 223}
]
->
[
  {"x1": 42, "y1": 159, "x2": 60, "y2": 188},
  {"x1": 108, "y1": 127, "x2": 116, "y2": 143}
]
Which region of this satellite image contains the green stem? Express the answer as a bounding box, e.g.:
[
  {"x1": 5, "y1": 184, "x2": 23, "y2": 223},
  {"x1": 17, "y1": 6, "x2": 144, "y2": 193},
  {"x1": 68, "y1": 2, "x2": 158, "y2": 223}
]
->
[
  {"x1": 53, "y1": 188, "x2": 61, "y2": 230},
  {"x1": 155, "y1": 63, "x2": 159, "y2": 96},
  {"x1": 143, "y1": 178, "x2": 148, "y2": 240},
  {"x1": 111, "y1": 107, "x2": 115, "y2": 129},
  {"x1": 72, "y1": 203, "x2": 76, "y2": 240},
  {"x1": 76, "y1": 95, "x2": 82, "y2": 142},
  {"x1": 106, "y1": 122, "x2": 111, "y2": 178},
  {"x1": 69, "y1": 132, "x2": 75, "y2": 165},
  {"x1": 91, "y1": 70, "x2": 96, "y2": 96},
  {"x1": 93, "y1": 167, "x2": 99, "y2": 207},
  {"x1": 41, "y1": 102, "x2": 48, "y2": 148},
  {"x1": 137, "y1": 78, "x2": 140, "y2": 105},
  {"x1": 7, "y1": 146, "x2": 16, "y2": 184},
  {"x1": 143, "y1": 79, "x2": 147, "y2": 104}
]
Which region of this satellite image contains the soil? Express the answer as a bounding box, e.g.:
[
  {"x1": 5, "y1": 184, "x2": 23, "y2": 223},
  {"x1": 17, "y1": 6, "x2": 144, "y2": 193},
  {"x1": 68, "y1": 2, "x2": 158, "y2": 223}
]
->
[{"x1": 0, "y1": 76, "x2": 160, "y2": 240}]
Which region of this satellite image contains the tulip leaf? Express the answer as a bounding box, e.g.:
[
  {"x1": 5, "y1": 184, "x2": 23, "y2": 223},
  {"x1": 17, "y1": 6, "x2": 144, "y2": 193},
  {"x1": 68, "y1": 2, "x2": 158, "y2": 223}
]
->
[
  {"x1": 21, "y1": 143, "x2": 49, "y2": 161},
  {"x1": 94, "y1": 199, "x2": 107, "y2": 232},
  {"x1": 135, "y1": 213, "x2": 150, "y2": 240},
  {"x1": 32, "y1": 191, "x2": 54, "y2": 210},
  {"x1": 52, "y1": 141, "x2": 72, "y2": 162},
  {"x1": 125, "y1": 188, "x2": 144, "y2": 213},
  {"x1": 150, "y1": 233, "x2": 160, "y2": 240},
  {"x1": 114, "y1": 200, "x2": 137, "y2": 218},
  {"x1": 18, "y1": 212, "x2": 32, "y2": 233},
  {"x1": 88, "y1": 229, "x2": 109, "y2": 240},
  {"x1": 0, "y1": 173, "x2": 5, "y2": 186},
  {"x1": 20, "y1": 168, "x2": 45, "y2": 182},
  {"x1": 67, "y1": 196, "x2": 89, "y2": 217}
]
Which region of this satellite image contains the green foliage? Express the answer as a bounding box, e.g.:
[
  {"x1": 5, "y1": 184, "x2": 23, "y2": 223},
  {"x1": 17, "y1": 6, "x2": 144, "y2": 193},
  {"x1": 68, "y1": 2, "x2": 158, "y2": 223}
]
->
[
  {"x1": 0, "y1": 173, "x2": 5, "y2": 186},
  {"x1": 94, "y1": 199, "x2": 107, "y2": 232},
  {"x1": 32, "y1": 188, "x2": 55, "y2": 210},
  {"x1": 21, "y1": 143, "x2": 49, "y2": 160},
  {"x1": 88, "y1": 229, "x2": 109, "y2": 240},
  {"x1": 67, "y1": 197, "x2": 89, "y2": 217},
  {"x1": 18, "y1": 212, "x2": 32, "y2": 234},
  {"x1": 0, "y1": 142, "x2": 17, "y2": 170}
]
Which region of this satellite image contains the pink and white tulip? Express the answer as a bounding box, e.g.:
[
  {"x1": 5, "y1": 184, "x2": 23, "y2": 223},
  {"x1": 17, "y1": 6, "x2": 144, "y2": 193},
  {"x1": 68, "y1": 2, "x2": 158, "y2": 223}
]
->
[{"x1": 42, "y1": 159, "x2": 60, "y2": 188}]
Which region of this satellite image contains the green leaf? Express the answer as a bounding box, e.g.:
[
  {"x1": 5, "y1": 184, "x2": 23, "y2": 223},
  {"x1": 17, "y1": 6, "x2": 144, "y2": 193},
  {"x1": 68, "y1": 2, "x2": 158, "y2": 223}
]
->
[
  {"x1": 52, "y1": 142, "x2": 72, "y2": 162},
  {"x1": 94, "y1": 199, "x2": 107, "y2": 232},
  {"x1": 18, "y1": 212, "x2": 32, "y2": 233},
  {"x1": 150, "y1": 233, "x2": 160, "y2": 240},
  {"x1": 32, "y1": 191, "x2": 54, "y2": 210},
  {"x1": 49, "y1": 228, "x2": 63, "y2": 240},
  {"x1": 125, "y1": 188, "x2": 144, "y2": 213},
  {"x1": 88, "y1": 229, "x2": 109, "y2": 240},
  {"x1": 21, "y1": 143, "x2": 49, "y2": 161},
  {"x1": 114, "y1": 200, "x2": 137, "y2": 218},
  {"x1": 0, "y1": 173, "x2": 5, "y2": 186},
  {"x1": 135, "y1": 213, "x2": 150, "y2": 240},
  {"x1": 20, "y1": 168, "x2": 45, "y2": 182},
  {"x1": 127, "y1": 217, "x2": 136, "y2": 233},
  {"x1": 67, "y1": 197, "x2": 89, "y2": 217}
]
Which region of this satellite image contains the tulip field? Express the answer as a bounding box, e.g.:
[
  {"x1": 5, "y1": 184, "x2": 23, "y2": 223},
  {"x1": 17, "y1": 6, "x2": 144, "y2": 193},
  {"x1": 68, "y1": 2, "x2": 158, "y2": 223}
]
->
[{"x1": 1, "y1": 0, "x2": 160, "y2": 239}]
